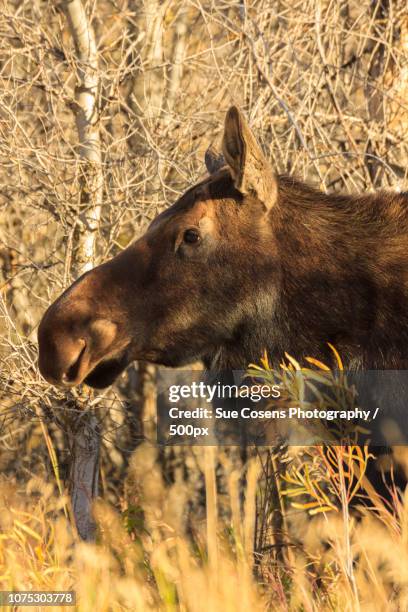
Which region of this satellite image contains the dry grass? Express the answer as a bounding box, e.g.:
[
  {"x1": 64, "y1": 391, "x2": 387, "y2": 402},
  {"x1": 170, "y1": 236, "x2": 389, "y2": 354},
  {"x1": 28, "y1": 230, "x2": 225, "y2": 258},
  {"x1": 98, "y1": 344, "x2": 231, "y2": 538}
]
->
[{"x1": 1, "y1": 440, "x2": 408, "y2": 611}]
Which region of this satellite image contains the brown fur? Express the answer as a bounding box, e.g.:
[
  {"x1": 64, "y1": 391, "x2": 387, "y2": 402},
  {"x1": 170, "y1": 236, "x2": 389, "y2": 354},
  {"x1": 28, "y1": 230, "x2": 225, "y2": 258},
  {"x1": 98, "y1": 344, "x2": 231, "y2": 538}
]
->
[{"x1": 38, "y1": 107, "x2": 408, "y2": 388}]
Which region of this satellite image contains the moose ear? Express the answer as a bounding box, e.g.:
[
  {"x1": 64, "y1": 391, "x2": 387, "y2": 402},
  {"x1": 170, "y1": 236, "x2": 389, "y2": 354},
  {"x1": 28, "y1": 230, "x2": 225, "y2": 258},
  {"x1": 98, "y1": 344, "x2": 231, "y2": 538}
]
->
[
  {"x1": 222, "y1": 106, "x2": 277, "y2": 210},
  {"x1": 205, "y1": 145, "x2": 225, "y2": 175}
]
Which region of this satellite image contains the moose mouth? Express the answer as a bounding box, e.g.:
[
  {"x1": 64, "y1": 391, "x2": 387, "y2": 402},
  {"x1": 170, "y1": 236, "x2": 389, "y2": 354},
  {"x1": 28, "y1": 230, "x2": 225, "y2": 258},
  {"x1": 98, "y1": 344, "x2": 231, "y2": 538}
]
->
[{"x1": 83, "y1": 350, "x2": 131, "y2": 389}]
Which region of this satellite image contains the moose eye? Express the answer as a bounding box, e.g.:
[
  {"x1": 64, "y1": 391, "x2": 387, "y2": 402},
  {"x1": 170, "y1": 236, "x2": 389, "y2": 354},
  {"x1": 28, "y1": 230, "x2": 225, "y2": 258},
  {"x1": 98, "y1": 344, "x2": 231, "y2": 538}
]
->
[{"x1": 183, "y1": 228, "x2": 201, "y2": 244}]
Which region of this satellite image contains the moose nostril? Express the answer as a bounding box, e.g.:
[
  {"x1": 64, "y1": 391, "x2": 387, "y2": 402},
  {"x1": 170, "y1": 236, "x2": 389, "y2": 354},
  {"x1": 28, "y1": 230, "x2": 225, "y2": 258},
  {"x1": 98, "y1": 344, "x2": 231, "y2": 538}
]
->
[{"x1": 63, "y1": 340, "x2": 87, "y2": 384}]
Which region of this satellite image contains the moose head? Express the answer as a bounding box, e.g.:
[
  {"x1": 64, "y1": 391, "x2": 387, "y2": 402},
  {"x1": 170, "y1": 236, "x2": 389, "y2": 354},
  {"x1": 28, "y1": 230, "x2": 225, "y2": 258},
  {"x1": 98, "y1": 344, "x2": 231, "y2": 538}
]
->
[{"x1": 38, "y1": 107, "x2": 283, "y2": 388}]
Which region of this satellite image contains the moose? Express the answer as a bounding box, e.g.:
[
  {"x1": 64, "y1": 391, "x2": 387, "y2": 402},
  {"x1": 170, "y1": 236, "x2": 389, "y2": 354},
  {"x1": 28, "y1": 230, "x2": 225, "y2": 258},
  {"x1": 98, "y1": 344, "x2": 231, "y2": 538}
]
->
[{"x1": 38, "y1": 106, "x2": 408, "y2": 393}]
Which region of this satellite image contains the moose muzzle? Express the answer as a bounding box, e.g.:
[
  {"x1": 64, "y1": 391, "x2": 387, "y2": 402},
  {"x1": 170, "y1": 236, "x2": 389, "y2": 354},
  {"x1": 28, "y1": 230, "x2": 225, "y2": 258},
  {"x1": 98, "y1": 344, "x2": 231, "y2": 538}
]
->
[{"x1": 37, "y1": 264, "x2": 128, "y2": 387}]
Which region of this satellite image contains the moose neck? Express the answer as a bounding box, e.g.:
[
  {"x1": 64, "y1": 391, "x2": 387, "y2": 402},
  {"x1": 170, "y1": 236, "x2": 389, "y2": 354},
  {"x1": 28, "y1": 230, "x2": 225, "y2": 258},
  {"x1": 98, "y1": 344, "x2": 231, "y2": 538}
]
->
[{"x1": 210, "y1": 176, "x2": 396, "y2": 371}]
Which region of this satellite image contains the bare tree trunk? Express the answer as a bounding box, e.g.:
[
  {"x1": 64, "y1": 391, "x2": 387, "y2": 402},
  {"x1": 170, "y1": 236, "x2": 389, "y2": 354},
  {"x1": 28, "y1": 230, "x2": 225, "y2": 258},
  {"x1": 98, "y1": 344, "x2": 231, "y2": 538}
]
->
[
  {"x1": 166, "y1": 9, "x2": 188, "y2": 112},
  {"x1": 142, "y1": 0, "x2": 170, "y2": 122},
  {"x1": 365, "y1": 0, "x2": 388, "y2": 186},
  {"x1": 68, "y1": 412, "x2": 100, "y2": 541},
  {"x1": 63, "y1": 0, "x2": 103, "y2": 272},
  {"x1": 61, "y1": 0, "x2": 103, "y2": 541}
]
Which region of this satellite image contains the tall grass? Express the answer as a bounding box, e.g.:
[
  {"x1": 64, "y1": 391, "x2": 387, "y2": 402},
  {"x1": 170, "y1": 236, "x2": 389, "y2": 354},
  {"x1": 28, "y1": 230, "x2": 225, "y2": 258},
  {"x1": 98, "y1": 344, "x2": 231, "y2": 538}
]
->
[{"x1": 1, "y1": 437, "x2": 408, "y2": 611}]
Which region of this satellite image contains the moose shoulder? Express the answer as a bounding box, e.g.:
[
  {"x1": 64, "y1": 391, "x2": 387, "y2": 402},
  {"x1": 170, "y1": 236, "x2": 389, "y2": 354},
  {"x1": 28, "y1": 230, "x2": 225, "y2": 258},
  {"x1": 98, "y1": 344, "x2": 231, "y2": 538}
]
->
[{"x1": 38, "y1": 106, "x2": 408, "y2": 389}]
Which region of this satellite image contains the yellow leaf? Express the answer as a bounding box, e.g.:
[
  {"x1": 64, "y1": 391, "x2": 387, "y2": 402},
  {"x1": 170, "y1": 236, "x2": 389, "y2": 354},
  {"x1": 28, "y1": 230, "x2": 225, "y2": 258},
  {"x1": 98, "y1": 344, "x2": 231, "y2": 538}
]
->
[
  {"x1": 284, "y1": 353, "x2": 301, "y2": 370},
  {"x1": 13, "y1": 520, "x2": 42, "y2": 542},
  {"x1": 291, "y1": 501, "x2": 321, "y2": 509},
  {"x1": 260, "y1": 349, "x2": 270, "y2": 370},
  {"x1": 35, "y1": 545, "x2": 44, "y2": 564},
  {"x1": 305, "y1": 357, "x2": 330, "y2": 371},
  {"x1": 309, "y1": 505, "x2": 336, "y2": 515},
  {"x1": 327, "y1": 343, "x2": 343, "y2": 370}
]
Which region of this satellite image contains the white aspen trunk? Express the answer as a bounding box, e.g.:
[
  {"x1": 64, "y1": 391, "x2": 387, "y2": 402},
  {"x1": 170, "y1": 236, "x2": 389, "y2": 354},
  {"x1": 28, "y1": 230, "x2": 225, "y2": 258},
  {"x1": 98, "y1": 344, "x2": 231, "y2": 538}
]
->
[
  {"x1": 62, "y1": 0, "x2": 102, "y2": 541},
  {"x1": 63, "y1": 0, "x2": 103, "y2": 273}
]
